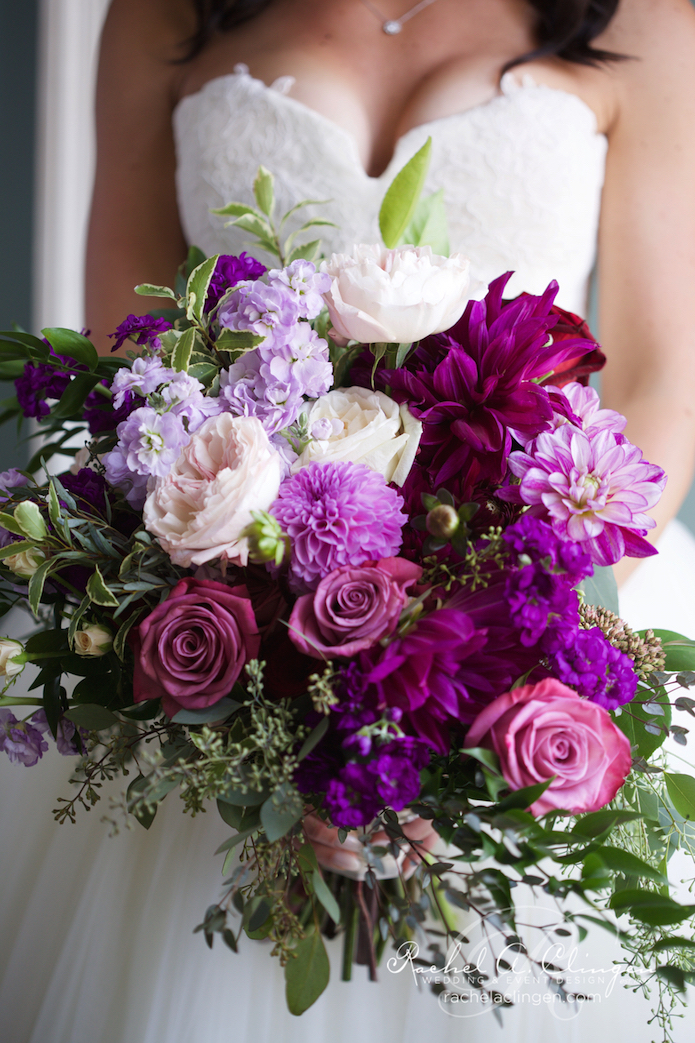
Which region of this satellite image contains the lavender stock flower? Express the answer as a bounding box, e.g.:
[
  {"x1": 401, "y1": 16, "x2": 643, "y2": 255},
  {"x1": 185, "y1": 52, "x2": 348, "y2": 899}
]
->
[
  {"x1": 110, "y1": 357, "x2": 175, "y2": 409},
  {"x1": 0, "y1": 709, "x2": 48, "y2": 766},
  {"x1": 110, "y1": 406, "x2": 189, "y2": 479}
]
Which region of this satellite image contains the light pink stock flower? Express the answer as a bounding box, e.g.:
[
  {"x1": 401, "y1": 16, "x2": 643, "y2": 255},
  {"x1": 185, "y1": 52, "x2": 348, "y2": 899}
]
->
[
  {"x1": 143, "y1": 414, "x2": 282, "y2": 568},
  {"x1": 508, "y1": 423, "x2": 666, "y2": 566},
  {"x1": 464, "y1": 678, "x2": 631, "y2": 815}
]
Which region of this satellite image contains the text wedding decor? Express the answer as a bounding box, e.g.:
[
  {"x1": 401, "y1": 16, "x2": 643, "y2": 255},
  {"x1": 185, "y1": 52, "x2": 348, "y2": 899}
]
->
[{"x1": 1, "y1": 141, "x2": 695, "y2": 1034}]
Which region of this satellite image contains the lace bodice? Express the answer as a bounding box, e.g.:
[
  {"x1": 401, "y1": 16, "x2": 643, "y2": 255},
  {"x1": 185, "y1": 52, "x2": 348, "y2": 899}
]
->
[{"x1": 173, "y1": 65, "x2": 607, "y2": 315}]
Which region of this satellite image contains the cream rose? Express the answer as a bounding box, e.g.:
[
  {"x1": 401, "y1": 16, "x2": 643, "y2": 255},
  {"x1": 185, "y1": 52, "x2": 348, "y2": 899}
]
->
[
  {"x1": 0, "y1": 639, "x2": 24, "y2": 679},
  {"x1": 143, "y1": 414, "x2": 282, "y2": 568},
  {"x1": 74, "y1": 625, "x2": 113, "y2": 657},
  {"x1": 293, "y1": 387, "x2": 422, "y2": 486},
  {"x1": 4, "y1": 548, "x2": 45, "y2": 577},
  {"x1": 320, "y1": 243, "x2": 475, "y2": 345}
]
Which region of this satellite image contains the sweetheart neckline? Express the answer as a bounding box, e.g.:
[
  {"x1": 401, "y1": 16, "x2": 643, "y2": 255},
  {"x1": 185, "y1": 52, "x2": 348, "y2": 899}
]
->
[{"x1": 173, "y1": 67, "x2": 605, "y2": 183}]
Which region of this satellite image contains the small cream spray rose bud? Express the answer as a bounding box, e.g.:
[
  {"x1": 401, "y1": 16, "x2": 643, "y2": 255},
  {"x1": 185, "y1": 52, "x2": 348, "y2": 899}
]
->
[
  {"x1": 4, "y1": 548, "x2": 46, "y2": 577},
  {"x1": 425, "y1": 504, "x2": 460, "y2": 540},
  {"x1": 74, "y1": 625, "x2": 113, "y2": 657},
  {"x1": 0, "y1": 638, "x2": 24, "y2": 678}
]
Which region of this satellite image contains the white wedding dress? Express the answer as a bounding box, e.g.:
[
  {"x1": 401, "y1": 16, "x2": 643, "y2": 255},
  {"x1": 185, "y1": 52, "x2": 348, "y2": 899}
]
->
[{"x1": 3, "y1": 65, "x2": 695, "y2": 1043}]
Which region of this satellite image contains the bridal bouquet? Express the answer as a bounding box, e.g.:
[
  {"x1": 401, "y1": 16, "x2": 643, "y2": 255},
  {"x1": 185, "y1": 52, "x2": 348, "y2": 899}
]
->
[{"x1": 1, "y1": 145, "x2": 695, "y2": 1031}]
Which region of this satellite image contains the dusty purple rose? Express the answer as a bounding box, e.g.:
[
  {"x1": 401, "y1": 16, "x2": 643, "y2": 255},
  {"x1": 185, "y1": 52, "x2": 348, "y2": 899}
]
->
[
  {"x1": 289, "y1": 556, "x2": 423, "y2": 659},
  {"x1": 132, "y1": 577, "x2": 260, "y2": 718}
]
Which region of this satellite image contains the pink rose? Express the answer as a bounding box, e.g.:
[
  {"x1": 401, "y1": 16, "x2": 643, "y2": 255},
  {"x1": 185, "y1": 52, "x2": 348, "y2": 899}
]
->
[
  {"x1": 463, "y1": 678, "x2": 631, "y2": 815},
  {"x1": 288, "y1": 557, "x2": 422, "y2": 659},
  {"x1": 132, "y1": 577, "x2": 260, "y2": 718},
  {"x1": 143, "y1": 414, "x2": 282, "y2": 568}
]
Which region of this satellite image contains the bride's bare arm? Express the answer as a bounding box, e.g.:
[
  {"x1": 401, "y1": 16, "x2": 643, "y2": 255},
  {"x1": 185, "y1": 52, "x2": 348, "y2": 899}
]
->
[
  {"x1": 598, "y1": 0, "x2": 695, "y2": 579},
  {"x1": 85, "y1": 0, "x2": 192, "y2": 353}
]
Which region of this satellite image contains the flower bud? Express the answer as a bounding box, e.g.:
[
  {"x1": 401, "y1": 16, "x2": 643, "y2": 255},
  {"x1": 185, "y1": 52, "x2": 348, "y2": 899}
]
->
[
  {"x1": 74, "y1": 624, "x2": 113, "y2": 657},
  {"x1": 241, "y1": 510, "x2": 290, "y2": 567},
  {"x1": 4, "y1": 548, "x2": 46, "y2": 577},
  {"x1": 0, "y1": 638, "x2": 24, "y2": 678},
  {"x1": 425, "y1": 504, "x2": 459, "y2": 540}
]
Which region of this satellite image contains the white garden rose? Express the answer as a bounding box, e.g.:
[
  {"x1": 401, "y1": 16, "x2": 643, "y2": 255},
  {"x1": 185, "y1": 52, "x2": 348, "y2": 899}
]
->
[
  {"x1": 4, "y1": 548, "x2": 45, "y2": 578},
  {"x1": 320, "y1": 243, "x2": 476, "y2": 345},
  {"x1": 74, "y1": 625, "x2": 113, "y2": 657},
  {"x1": 0, "y1": 638, "x2": 24, "y2": 679},
  {"x1": 143, "y1": 414, "x2": 282, "y2": 568},
  {"x1": 293, "y1": 387, "x2": 422, "y2": 487}
]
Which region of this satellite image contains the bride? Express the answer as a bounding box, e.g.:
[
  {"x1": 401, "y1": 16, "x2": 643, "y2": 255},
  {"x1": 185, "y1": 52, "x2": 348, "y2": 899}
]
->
[{"x1": 3, "y1": 1, "x2": 695, "y2": 1040}]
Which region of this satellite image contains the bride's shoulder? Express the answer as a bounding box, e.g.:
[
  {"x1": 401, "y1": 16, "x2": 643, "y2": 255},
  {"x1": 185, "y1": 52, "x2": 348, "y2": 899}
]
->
[
  {"x1": 598, "y1": 0, "x2": 695, "y2": 108},
  {"x1": 99, "y1": 0, "x2": 195, "y2": 92}
]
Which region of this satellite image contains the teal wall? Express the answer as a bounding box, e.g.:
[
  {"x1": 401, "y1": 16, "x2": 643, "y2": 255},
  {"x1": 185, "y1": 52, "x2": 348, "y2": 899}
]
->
[{"x1": 0, "y1": 0, "x2": 38, "y2": 471}]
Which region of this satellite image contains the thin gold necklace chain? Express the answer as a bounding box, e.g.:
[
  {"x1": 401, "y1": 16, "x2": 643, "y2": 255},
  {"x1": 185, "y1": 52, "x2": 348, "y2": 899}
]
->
[{"x1": 359, "y1": 0, "x2": 443, "y2": 35}]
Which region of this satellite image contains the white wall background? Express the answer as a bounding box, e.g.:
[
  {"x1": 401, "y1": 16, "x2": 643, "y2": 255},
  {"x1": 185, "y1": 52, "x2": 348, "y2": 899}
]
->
[{"x1": 33, "y1": 0, "x2": 110, "y2": 334}]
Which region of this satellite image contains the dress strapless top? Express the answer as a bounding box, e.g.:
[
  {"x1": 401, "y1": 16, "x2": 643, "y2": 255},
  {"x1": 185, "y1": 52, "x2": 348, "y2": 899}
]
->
[{"x1": 173, "y1": 65, "x2": 608, "y2": 315}]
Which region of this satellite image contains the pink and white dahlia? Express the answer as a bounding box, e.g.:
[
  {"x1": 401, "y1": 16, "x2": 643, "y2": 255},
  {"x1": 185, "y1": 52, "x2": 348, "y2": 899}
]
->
[{"x1": 508, "y1": 424, "x2": 666, "y2": 566}]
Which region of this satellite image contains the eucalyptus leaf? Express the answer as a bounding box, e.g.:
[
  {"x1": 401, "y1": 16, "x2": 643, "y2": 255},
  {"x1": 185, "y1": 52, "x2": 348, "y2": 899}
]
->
[
  {"x1": 297, "y1": 716, "x2": 329, "y2": 760},
  {"x1": 171, "y1": 698, "x2": 241, "y2": 725},
  {"x1": 664, "y1": 773, "x2": 695, "y2": 821},
  {"x1": 127, "y1": 775, "x2": 157, "y2": 829},
  {"x1": 260, "y1": 783, "x2": 303, "y2": 842},
  {"x1": 285, "y1": 928, "x2": 330, "y2": 1016},
  {"x1": 64, "y1": 703, "x2": 118, "y2": 731},
  {"x1": 311, "y1": 869, "x2": 341, "y2": 924},
  {"x1": 379, "y1": 137, "x2": 432, "y2": 249},
  {"x1": 615, "y1": 687, "x2": 671, "y2": 760},
  {"x1": 581, "y1": 565, "x2": 619, "y2": 615}
]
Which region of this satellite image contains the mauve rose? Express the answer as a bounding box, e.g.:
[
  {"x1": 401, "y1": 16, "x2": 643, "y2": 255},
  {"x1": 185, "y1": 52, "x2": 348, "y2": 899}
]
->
[
  {"x1": 463, "y1": 678, "x2": 631, "y2": 815},
  {"x1": 132, "y1": 577, "x2": 260, "y2": 718},
  {"x1": 288, "y1": 557, "x2": 422, "y2": 659}
]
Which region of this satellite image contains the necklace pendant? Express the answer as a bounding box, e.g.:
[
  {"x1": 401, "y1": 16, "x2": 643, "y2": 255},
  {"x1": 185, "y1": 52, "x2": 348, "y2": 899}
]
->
[{"x1": 382, "y1": 19, "x2": 402, "y2": 34}]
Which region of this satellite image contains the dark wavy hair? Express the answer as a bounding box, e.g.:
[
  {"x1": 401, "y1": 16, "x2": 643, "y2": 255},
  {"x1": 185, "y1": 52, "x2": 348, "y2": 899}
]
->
[{"x1": 182, "y1": 0, "x2": 623, "y2": 66}]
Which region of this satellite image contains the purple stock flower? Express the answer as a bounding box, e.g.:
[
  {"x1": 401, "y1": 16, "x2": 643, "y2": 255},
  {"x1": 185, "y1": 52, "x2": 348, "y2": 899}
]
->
[
  {"x1": 59, "y1": 468, "x2": 108, "y2": 510},
  {"x1": 110, "y1": 357, "x2": 175, "y2": 410},
  {"x1": 503, "y1": 514, "x2": 593, "y2": 585},
  {"x1": 109, "y1": 315, "x2": 173, "y2": 353},
  {"x1": 271, "y1": 461, "x2": 407, "y2": 593},
  {"x1": 0, "y1": 709, "x2": 48, "y2": 766},
  {"x1": 268, "y1": 260, "x2": 331, "y2": 320},
  {"x1": 507, "y1": 424, "x2": 667, "y2": 566},
  {"x1": 111, "y1": 406, "x2": 190, "y2": 479},
  {"x1": 33, "y1": 709, "x2": 87, "y2": 756},
  {"x1": 102, "y1": 443, "x2": 150, "y2": 509},
  {"x1": 206, "y1": 253, "x2": 267, "y2": 312},
  {"x1": 16, "y1": 362, "x2": 71, "y2": 419},
  {"x1": 548, "y1": 627, "x2": 637, "y2": 710},
  {"x1": 83, "y1": 383, "x2": 138, "y2": 435},
  {"x1": 382, "y1": 274, "x2": 597, "y2": 493}
]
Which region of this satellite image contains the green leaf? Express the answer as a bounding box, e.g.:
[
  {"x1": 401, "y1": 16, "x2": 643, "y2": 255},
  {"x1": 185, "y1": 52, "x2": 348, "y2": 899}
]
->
[
  {"x1": 260, "y1": 783, "x2": 304, "y2": 842},
  {"x1": 28, "y1": 558, "x2": 54, "y2": 616},
  {"x1": 229, "y1": 213, "x2": 274, "y2": 239},
  {"x1": 216, "y1": 799, "x2": 244, "y2": 830},
  {"x1": 285, "y1": 928, "x2": 330, "y2": 1016},
  {"x1": 51, "y1": 372, "x2": 101, "y2": 418},
  {"x1": 0, "y1": 511, "x2": 26, "y2": 536},
  {"x1": 64, "y1": 703, "x2": 118, "y2": 731},
  {"x1": 653, "y1": 936, "x2": 695, "y2": 952},
  {"x1": 400, "y1": 188, "x2": 449, "y2": 254},
  {"x1": 253, "y1": 165, "x2": 275, "y2": 217},
  {"x1": 594, "y1": 846, "x2": 666, "y2": 883},
  {"x1": 48, "y1": 482, "x2": 61, "y2": 527},
  {"x1": 650, "y1": 631, "x2": 695, "y2": 673},
  {"x1": 311, "y1": 869, "x2": 340, "y2": 924},
  {"x1": 13, "y1": 501, "x2": 47, "y2": 541},
  {"x1": 186, "y1": 255, "x2": 218, "y2": 323},
  {"x1": 664, "y1": 773, "x2": 695, "y2": 821},
  {"x1": 0, "y1": 539, "x2": 38, "y2": 560},
  {"x1": 171, "y1": 327, "x2": 197, "y2": 372},
  {"x1": 572, "y1": 809, "x2": 644, "y2": 839},
  {"x1": 581, "y1": 564, "x2": 619, "y2": 615},
  {"x1": 494, "y1": 778, "x2": 553, "y2": 813},
  {"x1": 219, "y1": 783, "x2": 272, "y2": 807},
  {"x1": 214, "y1": 825, "x2": 259, "y2": 856},
  {"x1": 119, "y1": 699, "x2": 160, "y2": 721},
  {"x1": 298, "y1": 716, "x2": 329, "y2": 760},
  {"x1": 113, "y1": 609, "x2": 144, "y2": 660},
  {"x1": 41, "y1": 328, "x2": 98, "y2": 371},
  {"x1": 463, "y1": 746, "x2": 502, "y2": 775},
  {"x1": 86, "y1": 565, "x2": 119, "y2": 608},
  {"x1": 214, "y1": 329, "x2": 265, "y2": 352},
  {"x1": 379, "y1": 137, "x2": 432, "y2": 249},
  {"x1": 134, "y1": 283, "x2": 177, "y2": 300},
  {"x1": 286, "y1": 239, "x2": 321, "y2": 264},
  {"x1": 127, "y1": 775, "x2": 157, "y2": 829},
  {"x1": 171, "y1": 698, "x2": 241, "y2": 725},
  {"x1": 609, "y1": 889, "x2": 695, "y2": 925},
  {"x1": 615, "y1": 687, "x2": 671, "y2": 760},
  {"x1": 211, "y1": 201, "x2": 261, "y2": 218}
]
